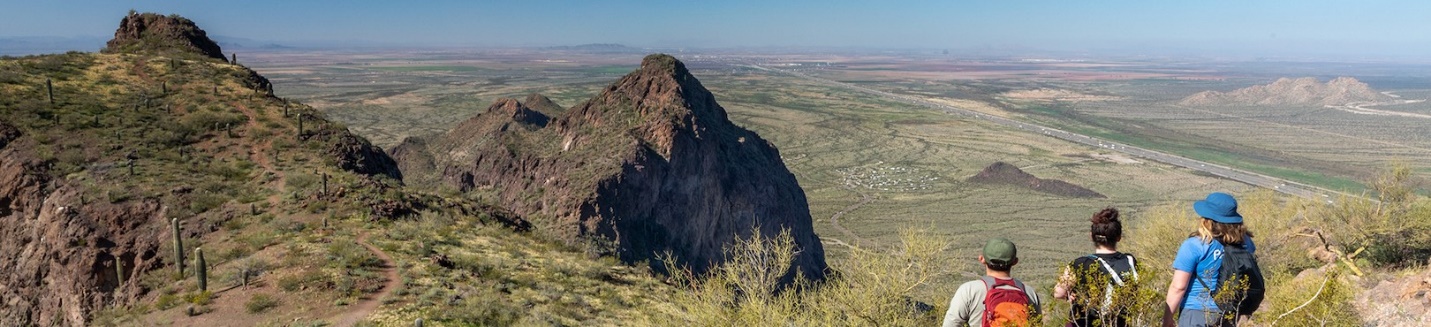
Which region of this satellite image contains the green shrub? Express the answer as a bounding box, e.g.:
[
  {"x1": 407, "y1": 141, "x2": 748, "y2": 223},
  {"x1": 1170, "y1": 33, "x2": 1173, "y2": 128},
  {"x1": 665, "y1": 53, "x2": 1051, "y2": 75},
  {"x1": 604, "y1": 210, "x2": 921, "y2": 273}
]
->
[
  {"x1": 154, "y1": 293, "x2": 182, "y2": 310},
  {"x1": 188, "y1": 291, "x2": 213, "y2": 305},
  {"x1": 663, "y1": 228, "x2": 955, "y2": 326},
  {"x1": 327, "y1": 240, "x2": 382, "y2": 270},
  {"x1": 245, "y1": 293, "x2": 279, "y2": 313},
  {"x1": 278, "y1": 270, "x2": 328, "y2": 292},
  {"x1": 1318, "y1": 164, "x2": 1431, "y2": 266}
]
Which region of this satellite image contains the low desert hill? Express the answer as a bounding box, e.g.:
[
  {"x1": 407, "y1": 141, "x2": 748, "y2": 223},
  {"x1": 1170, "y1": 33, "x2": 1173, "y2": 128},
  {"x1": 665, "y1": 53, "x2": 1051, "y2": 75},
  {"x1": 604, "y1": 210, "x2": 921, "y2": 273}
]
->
[
  {"x1": 1179, "y1": 76, "x2": 1395, "y2": 106},
  {"x1": 967, "y1": 162, "x2": 1105, "y2": 198}
]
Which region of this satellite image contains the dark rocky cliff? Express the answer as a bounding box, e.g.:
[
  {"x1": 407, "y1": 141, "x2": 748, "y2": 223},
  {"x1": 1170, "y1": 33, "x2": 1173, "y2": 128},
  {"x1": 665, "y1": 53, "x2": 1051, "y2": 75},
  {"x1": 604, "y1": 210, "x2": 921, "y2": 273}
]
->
[
  {"x1": 0, "y1": 122, "x2": 170, "y2": 326},
  {"x1": 392, "y1": 54, "x2": 827, "y2": 279}
]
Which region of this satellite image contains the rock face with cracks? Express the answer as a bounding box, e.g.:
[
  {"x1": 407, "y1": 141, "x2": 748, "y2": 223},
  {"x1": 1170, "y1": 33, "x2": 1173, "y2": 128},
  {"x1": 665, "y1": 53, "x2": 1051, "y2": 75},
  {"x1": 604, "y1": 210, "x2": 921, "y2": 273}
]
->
[
  {"x1": 0, "y1": 121, "x2": 171, "y2": 326},
  {"x1": 392, "y1": 54, "x2": 828, "y2": 280}
]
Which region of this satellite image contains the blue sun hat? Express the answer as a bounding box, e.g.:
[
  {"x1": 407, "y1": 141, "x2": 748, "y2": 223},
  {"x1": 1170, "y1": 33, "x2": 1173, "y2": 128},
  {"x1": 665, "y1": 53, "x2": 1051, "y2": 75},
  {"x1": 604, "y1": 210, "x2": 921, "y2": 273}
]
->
[{"x1": 1194, "y1": 192, "x2": 1243, "y2": 224}]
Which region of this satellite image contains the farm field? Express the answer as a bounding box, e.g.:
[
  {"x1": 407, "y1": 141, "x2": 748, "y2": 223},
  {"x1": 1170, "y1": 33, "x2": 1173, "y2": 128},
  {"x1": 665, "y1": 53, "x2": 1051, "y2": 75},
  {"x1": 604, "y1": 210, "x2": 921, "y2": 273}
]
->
[
  {"x1": 249, "y1": 50, "x2": 1254, "y2": 295},
  {"x1": 799, "y1": 57, "x2": 1431, "y2": 192}
]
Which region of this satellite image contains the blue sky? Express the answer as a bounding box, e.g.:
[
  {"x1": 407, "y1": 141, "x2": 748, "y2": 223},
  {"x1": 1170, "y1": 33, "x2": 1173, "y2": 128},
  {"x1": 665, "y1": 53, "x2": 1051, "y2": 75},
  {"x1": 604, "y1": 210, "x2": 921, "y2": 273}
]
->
[{"x1": 1, "y1": 0, "x2": 1428, "y2": 58}]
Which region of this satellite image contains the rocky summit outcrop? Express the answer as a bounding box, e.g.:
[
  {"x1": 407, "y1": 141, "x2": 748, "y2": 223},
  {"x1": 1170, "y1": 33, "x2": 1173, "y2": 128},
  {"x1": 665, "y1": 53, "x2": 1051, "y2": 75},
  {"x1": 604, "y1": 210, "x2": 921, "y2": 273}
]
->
[
  {"x1": 968, "y1": 162, "x2": 1105, "y2": 198},
  {"x1": 392, "y1": 54, "x2": 828, "y2": 279},
  {"x1": 1179, "y1": 77, "x2": 1395, "y2": 107},
  {"x1": 102, "y1": 11, "x2": 227, "y2": 61}
]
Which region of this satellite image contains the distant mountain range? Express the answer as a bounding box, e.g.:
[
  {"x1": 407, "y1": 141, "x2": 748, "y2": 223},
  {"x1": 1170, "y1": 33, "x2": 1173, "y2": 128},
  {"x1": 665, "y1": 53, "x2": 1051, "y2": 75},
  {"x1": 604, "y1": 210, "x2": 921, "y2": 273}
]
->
[
  {"x1": 542, "y1": 43, "x2": 644, "y2": 53},
  {"x1": 1, "y1": 35, "x2": 291, "y2": 56},
  {"x1": 1179, "y1": 77, "x2": 1395, "y2": 107}
]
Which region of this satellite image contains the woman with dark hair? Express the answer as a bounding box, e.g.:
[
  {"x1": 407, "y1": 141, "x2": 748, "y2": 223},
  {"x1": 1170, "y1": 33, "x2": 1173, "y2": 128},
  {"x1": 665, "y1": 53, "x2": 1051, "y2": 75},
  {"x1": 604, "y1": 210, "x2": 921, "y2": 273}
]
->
[
  {"x1": 1162, "y1": 192, "x2": 1261, "y2": 327},
  {"x1": 1054, "y1": 207, "x2": 1139, "y2": 327}
]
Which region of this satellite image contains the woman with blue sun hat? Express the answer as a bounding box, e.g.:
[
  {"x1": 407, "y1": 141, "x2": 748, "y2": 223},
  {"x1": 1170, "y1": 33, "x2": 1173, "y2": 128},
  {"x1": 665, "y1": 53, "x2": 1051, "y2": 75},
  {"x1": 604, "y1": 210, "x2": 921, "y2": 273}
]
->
[{"x1": 1161, "y1": 192, "x2": 1265, "y2": 327}]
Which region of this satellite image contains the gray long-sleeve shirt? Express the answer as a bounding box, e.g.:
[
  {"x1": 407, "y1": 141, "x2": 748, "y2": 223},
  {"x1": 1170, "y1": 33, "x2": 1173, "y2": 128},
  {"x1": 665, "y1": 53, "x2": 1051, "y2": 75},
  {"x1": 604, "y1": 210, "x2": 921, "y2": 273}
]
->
[{"x1": 941, "y1": 278, "x2": 1043, "y2": 327}]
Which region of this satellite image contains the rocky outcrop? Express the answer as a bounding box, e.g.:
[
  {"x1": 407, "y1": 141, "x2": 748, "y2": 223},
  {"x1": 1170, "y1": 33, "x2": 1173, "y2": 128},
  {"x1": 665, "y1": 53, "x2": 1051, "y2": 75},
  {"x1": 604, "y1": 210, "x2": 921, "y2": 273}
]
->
[
  {"x1": 1356, "y1": 267, "x2": 1431, "y2": 326},
  {"x1": 0, "y1": 122, "x2": 170, "y2": 326},
  {"x1": 392, "y1": 54, "x2": 827, "y2": 280},
  {"x1": 311, "y1": 127, "x2": 403, "y2": 180},
  {"x1": 1179, "y1": 77, "x2": 1395, "y2": 107},
  {"x1": 968, "y1": 162, "x2": 1105, "y2": 198},
  {"x1": 101, "y1": 11, "x2": 227, "y2": 61}
]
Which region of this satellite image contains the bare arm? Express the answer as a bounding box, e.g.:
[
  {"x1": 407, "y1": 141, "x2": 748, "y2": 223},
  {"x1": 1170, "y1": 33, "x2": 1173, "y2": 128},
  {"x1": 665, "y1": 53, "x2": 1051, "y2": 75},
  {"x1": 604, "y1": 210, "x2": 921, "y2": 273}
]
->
[
  {"x1": 1163, "y1": 270, "x2": 1193, "y2": 327},
  {"x1": 1053, "y1": 267, "x2": 1073, "y2": 301}
]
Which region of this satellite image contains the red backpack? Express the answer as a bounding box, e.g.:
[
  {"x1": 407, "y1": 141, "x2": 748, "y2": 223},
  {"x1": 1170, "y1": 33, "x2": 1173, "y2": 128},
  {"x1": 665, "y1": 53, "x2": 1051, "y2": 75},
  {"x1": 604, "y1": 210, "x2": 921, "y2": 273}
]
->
[{"x1": 981, "y1": 276, "x2": 1032, "y2": 327}]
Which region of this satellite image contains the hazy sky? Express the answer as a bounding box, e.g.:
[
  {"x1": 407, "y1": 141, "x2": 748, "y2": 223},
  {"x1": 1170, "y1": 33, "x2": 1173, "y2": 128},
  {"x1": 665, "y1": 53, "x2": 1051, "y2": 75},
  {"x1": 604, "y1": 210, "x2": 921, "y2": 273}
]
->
[{"x1": 2, "y1": 0, "x2": 1428, "y2": 58}]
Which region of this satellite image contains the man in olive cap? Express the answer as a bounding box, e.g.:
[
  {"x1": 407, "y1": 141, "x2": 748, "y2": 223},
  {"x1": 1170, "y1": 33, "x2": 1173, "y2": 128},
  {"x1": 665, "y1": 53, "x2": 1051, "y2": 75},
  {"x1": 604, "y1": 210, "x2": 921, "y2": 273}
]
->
[{"x1": 942, "y1": 238, "x2": 1043, "y2": 327}]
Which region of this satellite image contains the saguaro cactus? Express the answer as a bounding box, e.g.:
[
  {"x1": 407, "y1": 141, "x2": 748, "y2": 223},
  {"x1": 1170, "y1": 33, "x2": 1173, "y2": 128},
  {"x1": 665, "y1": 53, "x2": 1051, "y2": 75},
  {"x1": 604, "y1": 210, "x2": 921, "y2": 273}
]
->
[
  {"x1": 297, "y1": 114, "x2": 305, "y2": 137},
  {"x1": 114, "y1": 253, "x2": 125, "y2": 285},
  {"x1": 46, "y1": 78, "x2": 54, "y2": 104},
  {"x1": 161, "y1": 82, "x2": 167, "y2": 95},
  {"x1": 322, "y1": 173, "x2": 328, "y2": 195},
  {"x1": 231, "y1": 53, "x2": 237, "y2": 65},
  {"x1": 195, "y1": 247, "x2": 207, "y2": 291},
  {"x1": 171, "y1": 218, "x2": 184, "y2": 276},
  {"x1": 415, "y1": 318, "x2": 424, "y2": 327}
]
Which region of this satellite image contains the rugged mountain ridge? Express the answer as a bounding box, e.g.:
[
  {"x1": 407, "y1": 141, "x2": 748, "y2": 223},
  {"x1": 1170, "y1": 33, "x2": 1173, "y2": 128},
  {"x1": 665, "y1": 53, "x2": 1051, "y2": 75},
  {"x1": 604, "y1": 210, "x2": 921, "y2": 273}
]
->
[
  {"x1": 392, "y1": 54, "x2": 828, "y2": 279},
  {"x1": 968, "y1": 162, "x2": 1105, "y2": 198},
  {"x1": 0, "y1": 13, "x2": 407, "y2": 325},
  {"x1": 1179, "y1": 77, "x2": 1394, "y2": 107}
]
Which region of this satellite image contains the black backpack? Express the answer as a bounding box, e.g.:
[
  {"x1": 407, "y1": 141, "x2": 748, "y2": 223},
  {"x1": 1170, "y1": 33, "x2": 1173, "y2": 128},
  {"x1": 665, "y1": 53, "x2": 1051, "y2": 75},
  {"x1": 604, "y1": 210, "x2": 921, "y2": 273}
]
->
[{"x1": 1199, "y1": 242, "x2": 1265, "y2": 316}]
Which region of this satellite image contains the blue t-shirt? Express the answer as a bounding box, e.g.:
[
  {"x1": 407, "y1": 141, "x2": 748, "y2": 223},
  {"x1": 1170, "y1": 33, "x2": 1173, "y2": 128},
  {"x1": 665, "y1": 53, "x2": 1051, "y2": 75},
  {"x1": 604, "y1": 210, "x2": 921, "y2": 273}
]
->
[{"x1": 1171, "y1": 236, "x2": 1256, "y2": 312}]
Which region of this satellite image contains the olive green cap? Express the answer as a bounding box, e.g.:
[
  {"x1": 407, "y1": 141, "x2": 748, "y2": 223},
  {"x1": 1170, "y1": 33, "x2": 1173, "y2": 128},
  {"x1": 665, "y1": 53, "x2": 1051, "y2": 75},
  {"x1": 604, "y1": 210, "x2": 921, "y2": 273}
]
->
[{"x1": 983, "y1": 238, "x2": 1017, "y2": 265}]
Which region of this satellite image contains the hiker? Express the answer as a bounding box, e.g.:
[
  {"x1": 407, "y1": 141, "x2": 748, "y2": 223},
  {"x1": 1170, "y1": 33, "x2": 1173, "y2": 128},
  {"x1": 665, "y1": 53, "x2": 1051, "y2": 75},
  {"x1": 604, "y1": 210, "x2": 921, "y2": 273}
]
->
[
  {"x1": 942, "y1": 238, "x2": 1043, "y2": 327},
  {"x1": 1162, "y1": 192, "x2": 1264, "y2": 327},
  {"x1": 1054, "y1": 207, "x2": 1139, "y2": 327}
]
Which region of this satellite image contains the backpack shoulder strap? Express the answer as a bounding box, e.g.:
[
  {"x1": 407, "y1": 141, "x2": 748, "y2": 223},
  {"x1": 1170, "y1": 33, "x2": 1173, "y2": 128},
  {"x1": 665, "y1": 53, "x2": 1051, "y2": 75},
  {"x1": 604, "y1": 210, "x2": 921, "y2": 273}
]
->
[
  {"x1": 1092, "y1": 256, "x2": 1125, "y2": 285},
  {"x1": 1126, "y1": 254, "x2": 1139, "y2": 281}
]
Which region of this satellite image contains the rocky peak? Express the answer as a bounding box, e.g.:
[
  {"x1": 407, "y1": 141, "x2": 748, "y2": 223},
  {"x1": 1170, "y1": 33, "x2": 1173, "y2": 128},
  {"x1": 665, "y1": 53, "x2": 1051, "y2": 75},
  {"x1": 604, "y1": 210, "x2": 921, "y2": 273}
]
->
[
  {"x1": 558, "y1": 54, "x2": 728, "y2": 159},
  {"x1": 394, "y1": 54, "x2": 828, "y2": 281},
  {"x1": 522, "y1": 93, "x2": 566, "y2": 115},
  {"x1": 488, "y1": 98, "x2": 550, "y2": 127},
  {"x1": 102, "y1": 12, "x2": 227, "y2": 61}
]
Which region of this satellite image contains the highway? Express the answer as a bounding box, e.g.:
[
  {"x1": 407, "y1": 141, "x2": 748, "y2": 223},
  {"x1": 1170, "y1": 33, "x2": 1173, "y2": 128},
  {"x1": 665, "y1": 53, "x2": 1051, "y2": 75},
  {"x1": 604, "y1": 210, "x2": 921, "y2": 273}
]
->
[{"x1": 747, "y1": 64, "x2": 1353, "y2": 202}]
